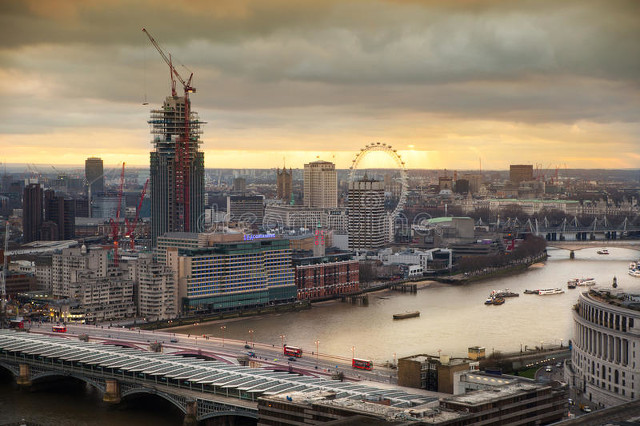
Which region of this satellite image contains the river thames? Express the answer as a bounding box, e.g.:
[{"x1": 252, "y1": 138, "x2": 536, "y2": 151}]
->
[
  {"x1": 1, "y1": 247, "x2": 638, "y2": 424},
  {"x1": 176, "y1": 247, "x2": 640, "y2": 364}
]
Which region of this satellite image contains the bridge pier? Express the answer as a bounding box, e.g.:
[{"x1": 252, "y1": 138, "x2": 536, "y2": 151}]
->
[
  {"x1": 103, "y1": 379, "x2": 121, "y2": 404},
  {"x1": 17, "y1": 363, "x2": 31, "y2": 387},
  {"x1": 570, "y1": 251, "x2": 575, "y2": 259},
  {"x1": 184, "y1": 399, "x2": 197, "y2": 426}
]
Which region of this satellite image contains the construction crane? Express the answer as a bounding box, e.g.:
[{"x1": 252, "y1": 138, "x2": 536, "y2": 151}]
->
[
  {"x1": 109, "y1": 163, "x2": 125, "y2": 266},
  {"x1": 125, "y1": 178, "x2": 149, "y2": 250},
  {"x1": 143, "y1": 28, "x2": 195, "y2": 231}
]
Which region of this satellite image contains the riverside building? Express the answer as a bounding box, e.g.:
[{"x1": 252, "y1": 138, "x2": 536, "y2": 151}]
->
[
  {"x1": 568, "y1": 289, "x2": 640, "y2": 408},
  {"x1": 166, "y1": 236, "x2": 296, "y2": 314}
]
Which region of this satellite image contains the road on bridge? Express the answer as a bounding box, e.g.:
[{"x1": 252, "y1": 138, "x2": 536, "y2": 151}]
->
[{"x1": 30, "y1": 323, "x2": 398, "y2": 386}]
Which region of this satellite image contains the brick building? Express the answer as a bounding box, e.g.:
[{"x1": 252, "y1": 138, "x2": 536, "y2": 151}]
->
[{"x1": 293, "y1": 253, "x2": 359, "y2": 300}]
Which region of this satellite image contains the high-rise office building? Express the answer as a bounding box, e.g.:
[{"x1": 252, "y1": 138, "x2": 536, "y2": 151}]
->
[
  {"x1": 42, "y1": 189, "x2": 75, "y2": 241},
  {"x1": 348, "y1": 178, "x2": 386, "y2": 250},
  {"x1": 232, "y1": 177, "x2": 246, "y2": 193},
  {"x1": 509, "y1": 164, "x2": 533, "y2": 184},
  {"x1": 85, "y1": 157, "x2": 104, "y2": 198},
  {"x1": 23, "y1": 183, "x2": 43, "y2": 243},
  {"x1": 303, "y1": 160, "x2": 337, "y2": 208},
  {"x1": 277, "y1": 168, "x2": 293, "y2": 203},
  {"x1": 149, "y1": 96, "x2": 205, "y2": 244},
  {"x1": 227, "y1": 195, "x2": 265, "y2": 229}
]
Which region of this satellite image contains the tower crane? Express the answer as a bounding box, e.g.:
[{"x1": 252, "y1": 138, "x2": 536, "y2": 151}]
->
[
  {"x1": 125, "y1": 178, "x2": 149, "y2": 250},
  {"x1": 142, "y1": 28, "x2": 195, "y2": 231},
  {"x1": 109, "y1": 163, "x2": 125, "y2": 266}
]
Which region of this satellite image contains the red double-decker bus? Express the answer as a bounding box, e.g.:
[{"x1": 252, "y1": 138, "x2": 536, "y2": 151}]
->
[
  {"x1": 352, "y1": 358, "x2": 373, "y2": 370},
  {"x1": 52, "y1": 325, "x2": 67, "y2": 333},
  {"x1": 283, "y1": 345, "x2": 303, "y2": 357}
]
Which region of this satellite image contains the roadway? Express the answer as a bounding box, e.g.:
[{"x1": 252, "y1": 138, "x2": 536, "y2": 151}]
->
[{"x1": 28, "y1": 323, "x2": 398, "y2": 386}]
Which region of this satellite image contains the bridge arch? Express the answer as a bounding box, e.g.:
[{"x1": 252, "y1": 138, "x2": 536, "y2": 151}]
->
[
  {"x1": 0, "y1": 361, "x2": 19, "y2": 377},
  {"x1": 172, "y1": 350, "x2": 230, "y2": 363},
  {"x1": 121, "y1": 387, "x2": 188, "y2": 414},
  {"x1": 101, "y1": 340, "x2": 146, "y2": 350},
  {"x1": 30, "y1": 370, "x2": 106, "y2": 393},
  {"x1": 199, "y1": 411, "x2": 259, "y2": 421}
]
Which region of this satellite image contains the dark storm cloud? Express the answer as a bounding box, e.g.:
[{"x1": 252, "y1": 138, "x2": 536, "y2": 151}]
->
[{"x1": 0, "y1": 0, "x2": 639, "y2": 156}]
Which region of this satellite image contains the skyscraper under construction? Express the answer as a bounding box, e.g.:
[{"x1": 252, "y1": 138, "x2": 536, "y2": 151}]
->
[
  {"x1": 144, "y1": 28, "x2": 205, "y2": 245},
  {"x1": 149, "y1": 96, "x2": 204, "y2": 245}
]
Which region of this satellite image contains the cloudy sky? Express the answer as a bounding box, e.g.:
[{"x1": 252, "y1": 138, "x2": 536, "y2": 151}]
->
[{"x1": 1, "y1": 0, "x2": 639, "y2": 170}]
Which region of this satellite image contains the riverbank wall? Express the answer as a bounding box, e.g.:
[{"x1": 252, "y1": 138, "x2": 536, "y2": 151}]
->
[
  {"x1": 435, "y1": 252, "x2": 548, "y2": 285},
  {"x1": 481, "y1": 346, "x2": 571, "y2": 373},
  {"x1": 140, "y1": 301, "x2": 311, "y2": 330}
]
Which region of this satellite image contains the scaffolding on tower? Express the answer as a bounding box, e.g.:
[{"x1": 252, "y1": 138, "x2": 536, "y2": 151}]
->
[{"x1": 143, "y1": 28, "x2": 202, "y2": 232}]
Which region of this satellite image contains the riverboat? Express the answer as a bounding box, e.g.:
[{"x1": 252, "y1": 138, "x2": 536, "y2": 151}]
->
[
  {"x1": 537, "y1": 288, "x2": 565, "y2": 295},
  {"x1": 484, "y1": 297, "x2": 494, "y2": 305},
  {"x1": 568, "y1": 278, "x2": 596, "y2": 287},
  {"x1": 523, "y1": 289, "x2": 539, "y2": 294},
  {"x1": 492, "y1": 297, "x2": 505, "y2": 305},
  {"x1": 629, "y1": 269, "x2": 640, "y2": 278},
  {"x1": 493, "y1": 289, "x2": 519, "y2": 298},
  {"x1": 393, "y1": 311, "x2": 420, "y2": 320},
  {"x1": 597, "y1": 249, "x2": 609, "y2": 255}
]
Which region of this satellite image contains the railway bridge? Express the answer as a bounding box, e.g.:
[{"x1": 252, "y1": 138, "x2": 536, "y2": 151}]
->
[
  {"x1": 546, "y1": 240, "x2": 640, "y2": 258},
  {"x1": 0, "y1": 330, "x2": 435, "y2": 424}
]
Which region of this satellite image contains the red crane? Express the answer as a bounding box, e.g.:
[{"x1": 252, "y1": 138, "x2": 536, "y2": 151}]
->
[
  {"x1": 143, "y1": 28, "x2": 195, "y2": 231},
  {"x1": 109, "y1": 163, "x2": 125, "y2": 266},
  {"x1": 125, "y1": 179, "x2": 149, "y2": 250}
]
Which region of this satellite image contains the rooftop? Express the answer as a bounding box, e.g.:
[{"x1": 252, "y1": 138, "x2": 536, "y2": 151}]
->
[
  {"x1": 441, "y1": 382, "x2": 547, "y2": 406},
  {"x1": 266, "y1": 390, "x2": 461, "y2": 423},
  {"x1": 586, "y1": 289, "x2": 640, "y2": 312}
]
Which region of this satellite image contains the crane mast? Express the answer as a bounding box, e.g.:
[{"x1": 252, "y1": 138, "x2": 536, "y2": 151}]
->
[
  {"x1": 109, "y1": 163, "x2": 125, "y2": 266},
  {"x1": 1, "y1": 222, "x2": 8, "y2": 328},
  {"x1": 143, "y1": 28, "x2": 196, "y2": 231}
]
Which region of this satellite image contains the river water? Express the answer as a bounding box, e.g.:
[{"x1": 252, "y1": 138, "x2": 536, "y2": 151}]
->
[
  {"x1": 1, "y1": 247, "x2": 638, "y2": 424},
  {"x1": 176, "y1": 247, "x2": 640, "y2": 364}
]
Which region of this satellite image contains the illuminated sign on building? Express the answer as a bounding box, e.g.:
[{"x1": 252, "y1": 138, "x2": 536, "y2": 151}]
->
[{"x1": 243, "y1": 234, "x2": 276, "y2": 241}]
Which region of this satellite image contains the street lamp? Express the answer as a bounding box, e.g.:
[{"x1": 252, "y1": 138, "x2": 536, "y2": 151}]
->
[
  {"x1": 393, "y1": 352, "x2": 397, "y2": 367},
  {"x1": 221, "y1": 325, "x2": 226, "y2": 347},
  {"x1": 351, "y1": 346, "x2": 355, "y2": 360},
  {"x1": 249, "y1": 329, "x2": 254, "y2": 348},
  {"x1": 540, "y1": 340, "x2": 544, "y2": 351},
  {"x1": 315, "y1": 340, "x2": 320, "y2": 364},
  {"x1": 280, "y1": 334, "x2": 286, "y2": 348}
]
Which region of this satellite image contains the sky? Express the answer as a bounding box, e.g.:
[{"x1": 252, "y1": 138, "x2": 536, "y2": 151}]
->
[{"x1": 0, "y1": 0, "x2": 639, "y2": 170}]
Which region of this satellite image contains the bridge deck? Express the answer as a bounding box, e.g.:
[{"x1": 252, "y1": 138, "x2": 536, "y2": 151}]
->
[{"x1": 0, "y1": 330, "x2": 435, "y2": 408}]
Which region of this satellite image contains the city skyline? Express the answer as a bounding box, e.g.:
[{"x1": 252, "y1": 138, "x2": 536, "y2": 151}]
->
[{"x1": 1, "y1": 0, "x2": 639, "y2": 170}]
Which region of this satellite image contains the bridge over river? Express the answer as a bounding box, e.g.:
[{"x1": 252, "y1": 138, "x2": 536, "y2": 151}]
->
[
  {"x1": 0, "y1": 330, "x2": 436, "y2": 424},
  {"x1": 546, "y1": 240, "x2": 640, "y2": 258}
]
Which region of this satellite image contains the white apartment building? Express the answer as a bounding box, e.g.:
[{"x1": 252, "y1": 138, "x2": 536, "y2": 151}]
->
[
  {"x1": 303, "y1": 160, "x2": 337, "y2": 208},
  {"x1": 131, "y1": 253, "x2": 177, "y2": 321}
]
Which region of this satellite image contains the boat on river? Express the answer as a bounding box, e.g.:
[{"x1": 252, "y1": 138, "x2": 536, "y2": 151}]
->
[
  {"x1": 523, "y1": 289, "x2": 539, "y2": 294},
  {"x1": 597, "y1": 249, "x2": 609, "y2": 255},
  {"x1": 492, "y1": 289, "x2": 519, "y2": 298},
  {"x1": 492, "y1": 297, "x2": 505, "y2": 305},
  {"x1": 393, "y1": 311, "x2": 420, "y2": 320},
  {"x1": 568, "y1": 278, "x2": 596, "y2": 287},
  {"x1": 537, "y1": 288, "x2": 565, "y2": 295},
  {"x1": 629, "y1": 269, "x2": 640, "y2": 278}
]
